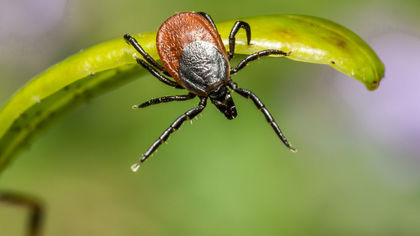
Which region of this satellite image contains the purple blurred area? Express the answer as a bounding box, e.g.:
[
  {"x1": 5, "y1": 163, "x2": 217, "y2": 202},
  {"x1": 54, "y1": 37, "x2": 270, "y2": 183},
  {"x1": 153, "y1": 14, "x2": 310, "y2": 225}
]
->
[
  {"x1": 337, "y1": 33, "x2": 420, "y2": 155},
  {"x1": 0, "y1": 0, "x2": 69, "y2": 93},
  {"x1": 0, "y1": 0, "x2": 68, "y2": 37}
]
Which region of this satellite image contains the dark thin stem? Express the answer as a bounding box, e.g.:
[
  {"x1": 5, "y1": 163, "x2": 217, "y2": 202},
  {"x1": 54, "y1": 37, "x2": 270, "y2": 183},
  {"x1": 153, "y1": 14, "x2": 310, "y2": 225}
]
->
[{"x1": 0, "y1": 191, "x2": 44, "y2": 236}]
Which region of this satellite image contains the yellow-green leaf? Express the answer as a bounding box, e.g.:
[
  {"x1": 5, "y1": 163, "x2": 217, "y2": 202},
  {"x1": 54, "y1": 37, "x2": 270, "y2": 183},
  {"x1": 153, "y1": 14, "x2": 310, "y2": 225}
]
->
[{"x1": 0, "y1": 14, "x2": 385, "y2": 173}]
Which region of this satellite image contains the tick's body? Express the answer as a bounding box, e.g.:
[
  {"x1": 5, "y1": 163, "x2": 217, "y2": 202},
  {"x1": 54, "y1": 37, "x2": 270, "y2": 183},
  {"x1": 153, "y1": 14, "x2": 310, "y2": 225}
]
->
[
  {"x1": 124, "y1": 12, "x2": 295, "y2": 171},
  {"x1": 157, "y1": 12, "x2": 229, "y2": 95}
]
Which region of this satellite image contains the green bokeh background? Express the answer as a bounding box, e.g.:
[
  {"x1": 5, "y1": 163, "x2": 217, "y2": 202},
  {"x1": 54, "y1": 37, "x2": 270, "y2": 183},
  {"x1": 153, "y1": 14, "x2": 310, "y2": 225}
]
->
[{"x1": 1, "y1": 0, "x2": 419, "y2": 235}]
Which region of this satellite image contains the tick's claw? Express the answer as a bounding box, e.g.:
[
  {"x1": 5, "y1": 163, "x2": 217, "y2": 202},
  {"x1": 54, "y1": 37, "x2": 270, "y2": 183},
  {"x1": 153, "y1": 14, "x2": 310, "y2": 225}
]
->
[
  {"x1": 131, "y1": 163, "x2": 140, "y2": 172},
  {"x1": 289, "y1": 147, "x2": 298, "y2": 153}
]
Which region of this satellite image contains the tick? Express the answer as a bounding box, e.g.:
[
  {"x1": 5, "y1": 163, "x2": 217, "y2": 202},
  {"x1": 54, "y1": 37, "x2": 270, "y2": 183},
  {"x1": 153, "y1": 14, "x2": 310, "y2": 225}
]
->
[{"x1": 124, "y1": 12, "x2": 296, "y2": 172}]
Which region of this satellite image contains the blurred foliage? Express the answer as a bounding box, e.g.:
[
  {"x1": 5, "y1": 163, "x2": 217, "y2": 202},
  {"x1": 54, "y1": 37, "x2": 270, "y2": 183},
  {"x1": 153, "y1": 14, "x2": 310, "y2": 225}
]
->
[{"x1": 0, "y1": 0, "x2": 419, "y2": 235}]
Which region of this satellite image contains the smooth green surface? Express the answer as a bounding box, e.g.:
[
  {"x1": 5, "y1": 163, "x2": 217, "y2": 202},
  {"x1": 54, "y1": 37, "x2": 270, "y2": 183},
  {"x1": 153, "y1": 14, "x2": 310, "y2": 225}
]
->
[
  {"x1": 0, "y1": 14, "x2": 384, "y2": 173},
  {"x1": 219, "y1": 15, "x2": 384, "y2": 90}
]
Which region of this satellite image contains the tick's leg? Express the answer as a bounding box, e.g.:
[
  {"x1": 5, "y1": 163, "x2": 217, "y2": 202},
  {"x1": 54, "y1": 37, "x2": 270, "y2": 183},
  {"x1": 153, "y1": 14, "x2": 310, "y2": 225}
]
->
[
  {"x1": 228, "y1": 21, "x2": 251, "y2": 60},
  {"x1": 132, "y1": 93, "x2": 196, "y2": 109},
  {"x1": 197, "y1": 12, "x2": 217, "y2": 30},
  {"x1": 123, "y1": 34, "x2": 170, "y2": 76},
  {"x1": 131, "y1": 97, "x2": 208, "y2": 172},
  {"x1": 135, "y1": 57, "x2": 183, "y2": 89},
  {"x1": 230, "y1": 49, "x2": 290, "y2": 74},
  {"x1": 0, "y1": 191, "x2": 44, "y2": 236},
  {"x1": 229, "y1": 81, "x2": 296, "y2": 152}
]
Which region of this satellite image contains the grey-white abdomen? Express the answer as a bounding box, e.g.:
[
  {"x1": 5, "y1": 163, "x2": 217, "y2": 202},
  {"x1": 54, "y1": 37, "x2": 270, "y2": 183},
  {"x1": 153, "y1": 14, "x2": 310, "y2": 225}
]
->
[{"x1": 179, "y1": 41, "x2": 229, "y2": 95}]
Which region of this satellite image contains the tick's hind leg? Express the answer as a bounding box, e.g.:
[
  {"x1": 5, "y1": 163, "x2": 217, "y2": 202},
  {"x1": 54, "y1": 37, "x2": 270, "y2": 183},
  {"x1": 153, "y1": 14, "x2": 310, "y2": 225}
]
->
[
  {"x1": 230, "y1": 49, "x2": 290, "y2": 74},
  {"x1": 132, "y1": 93, "x2": 196, "y2": 109},
  {"x1": 124, "y1": 34, "x2": 168, "y2": 75},
  {"x1": 124, "y1": 34, "x2": 181, "y2": 88},
  {"x1": 229, "y1": 81, "x2": 296, "y2": 152},
  {"x1": 0, "y1": 191, "x2": 44, "y2": 236},
  {"x1": 197, "y1": 12, "x2": 217, "y2": 30},
  {"x1": 228, "y1": 21, "x2": 251, "y2": 60},
  {"x1": 131, "y1": 97, "x2": 208, "y2": 172},
  {"x1": 134, "y1": 57, "x2": 183, "y2": 89}
]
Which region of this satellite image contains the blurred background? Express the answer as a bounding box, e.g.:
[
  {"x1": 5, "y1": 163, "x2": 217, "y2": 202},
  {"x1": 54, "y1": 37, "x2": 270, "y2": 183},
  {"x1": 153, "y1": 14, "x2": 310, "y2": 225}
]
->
[{"x1": 1, "y1": 0, "x2": 419, "y2": 235}]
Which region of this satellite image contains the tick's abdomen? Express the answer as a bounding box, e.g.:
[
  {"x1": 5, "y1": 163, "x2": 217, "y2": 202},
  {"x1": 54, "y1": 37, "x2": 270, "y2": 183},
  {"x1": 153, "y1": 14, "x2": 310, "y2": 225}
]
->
[
  {"x1": 156, "y1": 12, "x2": 229, "y2": 95},
  {"x1": 179, "y1": 41, "x2": 228, "y2": 94}
]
